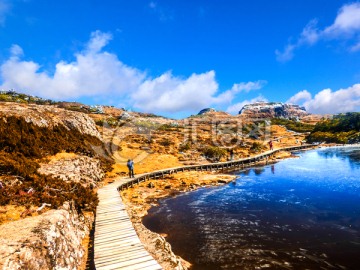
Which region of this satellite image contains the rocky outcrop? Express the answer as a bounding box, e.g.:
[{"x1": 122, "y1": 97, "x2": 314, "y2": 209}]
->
[
  {"x1": 0, "y1": 102, "x2": 101, "y2": 139},
  {"x1": 0, "y1": 202, "x2": 92, "y2": 270},
  {"x1": 239, "y1": 102, "x2": 308, "y2": 119},
  {"x1": 198, "y1": 108, "x2": 216, "y2": 115},
  {"x1": 38, "y1": 155, "x2": 105, "y2": 187}
]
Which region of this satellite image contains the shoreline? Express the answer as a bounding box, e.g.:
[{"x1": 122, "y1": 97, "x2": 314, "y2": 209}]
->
[
  {"x1": 317, "y1": 143, "x2": 360, "y2": 148},
  {"x1": 119, "y1": 150, "x2": 296, "y2": 269}
]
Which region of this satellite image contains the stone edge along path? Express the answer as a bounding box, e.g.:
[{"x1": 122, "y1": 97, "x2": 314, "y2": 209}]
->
[{"x1": 94, "y1": 145, "x2": 315, "y2": 269}]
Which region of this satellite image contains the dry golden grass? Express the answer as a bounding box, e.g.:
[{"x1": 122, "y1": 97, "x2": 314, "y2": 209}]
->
[
  {"x1": 270, "y1": 125, "x2": 306, "y2": 148},
  {"x1": 46, "y1": 152, "x2": 78, "y2": 162},
  {"x1": 108, "y1": 151, "x2": 183, "y2": 177},
  {"x1": 0, "y1": 205, "x2": 39, "y2": 225}
]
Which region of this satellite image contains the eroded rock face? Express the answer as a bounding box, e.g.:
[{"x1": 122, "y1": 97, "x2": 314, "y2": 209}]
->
[
  {"x1": 0, "y1": 102, "x2": 101, "y2": 139},
  {"x1": 239, "y1": 102, "x2": 309, "y2": 119},
  {"x1": 0, "y1": 202, "x2": 92, "y2": 270},
  {"x1": 38, "y1": 155, "x2": 105, "y2": 187}
]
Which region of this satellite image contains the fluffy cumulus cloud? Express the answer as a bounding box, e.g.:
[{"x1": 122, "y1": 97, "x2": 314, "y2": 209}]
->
[
  {"x1": 132, "y1": 71, "x2": 219, "y2": 113},
  {"x1": 226, "y1": 95, "x2": 268, "y2": 114},
  {"x1": 1, "y1": 31, "x2": 145, "y2": 100},
  {"x1": 0, "y1": 30, "x2": 266, "y2": 116},
  {"x1": 287, "y1": 84, "x2": 360, "y2": 114},
  {"x1": 286, "y1": 90, "x2": 312, "y2": 104},
  {"x1": 276, "y1": 2, "x2": 360, "y2": 61}
]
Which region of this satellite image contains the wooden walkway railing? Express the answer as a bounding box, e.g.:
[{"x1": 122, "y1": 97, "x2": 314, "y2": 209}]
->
[
  {"x1": 117, "y1": 144, "x2": 314, "y2": 191},
  {"x1": 94, "y1": 144, "x2": 314, "y2": 269}
]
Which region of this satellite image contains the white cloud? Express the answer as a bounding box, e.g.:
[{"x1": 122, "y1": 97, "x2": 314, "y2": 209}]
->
[
  {"x1": 350, "y1": 40, "x2": 360, "y2": 52},
  {"x1": 230, "y1": 81, "x2": 267, "y2": 93},
  {"x1": 9, "y1": 44, "x2": 23, "y2": 57},
  {"x1": 86, "y1": 30, "x2": 112, "y2": 53},
  {"x1": 212, "y1": 80, "x2": 267, "y2": 104},
  {"x1": 132, "y1": 71, "x2": 219, "y2": 113},
  {"x1": 288, "y1": 84, "x2": 360, "y2": 114},
  {"x1": 275, "y1": 44, "x2": 296, "y2": 62},
  {"x1": 276, "y1": 2, "x2": 360, "y2": 62},
  {"x1": 286, "y1": 89, "x2": 311, "y2": 104},
  {"x1": 0, "y1": 30, "x2": 266, "y2": 116},
  {"x1": 324, "y1": 3, "x2": 360, "y2": 36},
  {"x1": 0, "y1": 0, "x2": 10, "y2": 26},
  {"x1": 0, "y1": 31, "x2": 145, "y2": 100},
  {"x1": 226, "y1": 95, "x2": 268, "y2": 114},
  {"x1": 300, "y1": 19, "x2": 320, "y2": 45}
]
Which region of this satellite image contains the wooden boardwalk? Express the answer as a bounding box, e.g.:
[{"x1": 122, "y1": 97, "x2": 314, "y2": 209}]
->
[
  {"x1": 94, "y1": 179, "x2": 163, "y2": 270},
  {"x1": 94, "y1": 144, "x2": 314, "y2": 269},
  {"x1": 117, "y1": 144, "x2": 315, "y2": 190}
]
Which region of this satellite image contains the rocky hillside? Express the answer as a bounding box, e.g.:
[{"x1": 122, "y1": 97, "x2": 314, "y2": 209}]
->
[
  {"x1": 0, "y1": 202, "x2": 91, "y2": 270},
  {"x1": 0, "y1": 101, "x2": 113, "y2": 213},
  {"x1": 0, "y1": 102, "x2": 101, "y2": 139},
  {"x1": 0, "y1": 98, "x2": 116, "y2": 269},
  {"x1": 239, "y1": 102, "x2": 309, "y2": 120}
]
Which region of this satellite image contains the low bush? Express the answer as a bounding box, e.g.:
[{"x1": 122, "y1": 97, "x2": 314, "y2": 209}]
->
[
  {"x1": 271, "y1": 118, "x2": 314, "y2": 133},
  {"x1": 0, "y1": 116, "x2": 112, "y2": 212},
  {"x1": 202, "y1": 146, "x2": 227, "y2": 160},
  {"x1": 307, "y1": 113, "x2": 360, "y2": 143}
]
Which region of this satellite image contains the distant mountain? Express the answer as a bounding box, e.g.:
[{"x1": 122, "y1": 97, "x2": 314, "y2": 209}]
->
[
  {"x1": 239, "y1": 102, "x2": 309, "y2": 120},
  {"x1": 188, "y1": 108, "x2": 231, "y2": 119}
]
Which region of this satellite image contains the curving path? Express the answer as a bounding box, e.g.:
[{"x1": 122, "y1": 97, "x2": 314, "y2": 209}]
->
[
  {"x1": 94, "y1": 144, "x2": 314, "y2": 269},
  {"x1": 94, "y1": 178, "x2": 163, "y2": 270}
]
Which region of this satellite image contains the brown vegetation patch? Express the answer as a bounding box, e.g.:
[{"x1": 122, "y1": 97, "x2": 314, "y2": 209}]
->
[{"x1": 0, "y1": 116, "x2": 113, "y2": 213}]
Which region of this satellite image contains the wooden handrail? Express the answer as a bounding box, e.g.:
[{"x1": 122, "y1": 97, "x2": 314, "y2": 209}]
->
[{"x1": 117, "y1": 144, "x2": 315, "y2": 191}]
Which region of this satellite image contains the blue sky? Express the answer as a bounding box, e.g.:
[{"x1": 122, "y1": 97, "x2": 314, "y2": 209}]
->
[{"x1": 0, "y1": 0, "x2": 360, "y2": 118}]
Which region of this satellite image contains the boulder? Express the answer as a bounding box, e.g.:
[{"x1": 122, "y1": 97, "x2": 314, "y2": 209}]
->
[
  {"x1": 38, "y1": 155, "x2": 105, "y2": 187},
  {"x1": 0, "y1": 202, "x2": 92, "y2": 270}
]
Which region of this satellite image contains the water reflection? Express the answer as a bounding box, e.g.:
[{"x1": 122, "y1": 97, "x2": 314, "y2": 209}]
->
[
  {"x1": 253, "y1": 167, "x2": 265, "y2": 175},
  {"x1": 316, "y1": 146, "x2": 360, "y2": 166},
  {"x1": 239, "y1": 166, "x2": 267, "y2": 176},
  {"x1": 143, "y1": 147, "x2": 360, "y2": 270}
]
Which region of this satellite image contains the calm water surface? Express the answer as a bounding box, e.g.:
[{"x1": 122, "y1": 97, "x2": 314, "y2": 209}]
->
[{"x1": 143, "y1": 147, "x2": 360, "y2": 269}]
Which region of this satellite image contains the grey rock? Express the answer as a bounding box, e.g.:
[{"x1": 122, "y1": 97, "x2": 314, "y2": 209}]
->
[{"x1": 0, "y1": 202, "x2": 93, "y2": 270}]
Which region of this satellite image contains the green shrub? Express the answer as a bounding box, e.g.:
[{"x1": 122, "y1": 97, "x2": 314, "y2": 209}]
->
[
  {"x1": 271, "y1": 118, "x2": 314, "y2": 133},
  {"x1": 307, "y1": 113, "x2": 360, "y2": 143},
  {"x1": 202, "y1": 146, "x2": 227, "y2": 160},
  {"x1": 250, "y1": 142, "x2": 264, "y2": 153},
  {"x1": 179, "y1": 142, "x2": 192, "y2": 152}
]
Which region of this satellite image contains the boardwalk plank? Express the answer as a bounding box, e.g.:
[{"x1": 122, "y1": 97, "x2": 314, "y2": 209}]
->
[{"x1": 94, "y1": 178, "x2": 162, "y2": 270}]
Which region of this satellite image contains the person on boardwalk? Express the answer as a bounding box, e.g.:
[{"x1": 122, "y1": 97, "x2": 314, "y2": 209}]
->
[
  {"x1": 127, "y1": 159, "x2": 134, "y2": 178},
  {"x1": 268, "y1": 140, "x2": 273, "y2": 150}
]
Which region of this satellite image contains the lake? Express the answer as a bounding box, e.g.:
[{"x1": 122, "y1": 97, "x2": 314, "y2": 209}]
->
[{"x1": 143, "y1": 147, "x2": 360, "y2": 269}]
